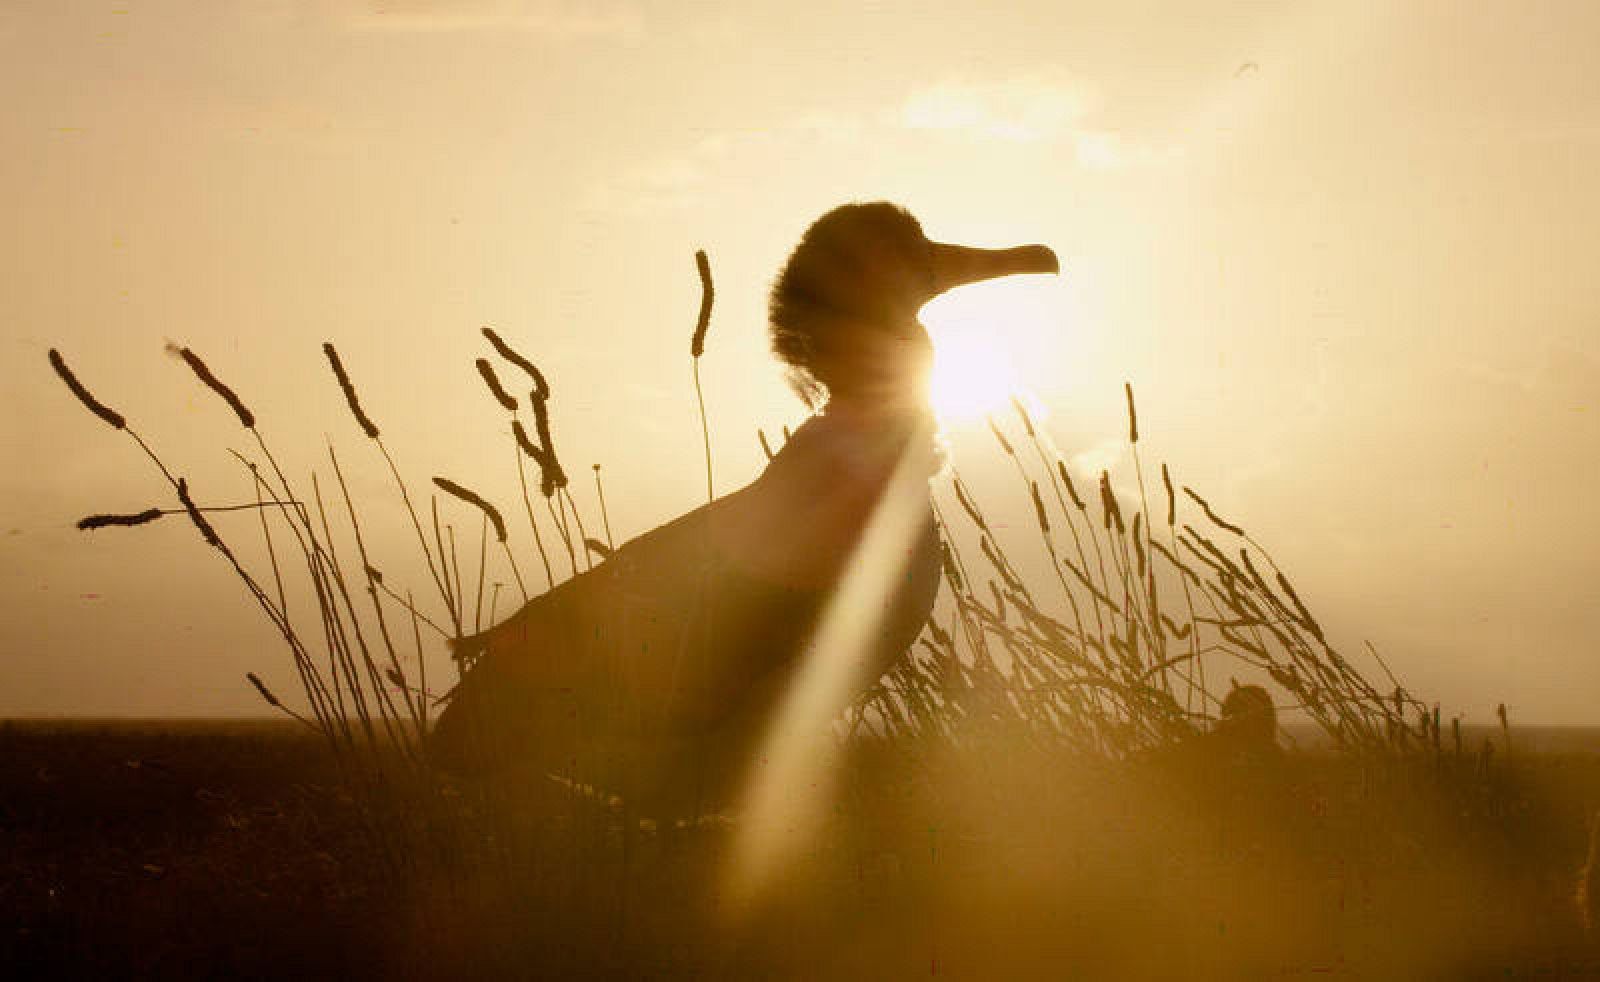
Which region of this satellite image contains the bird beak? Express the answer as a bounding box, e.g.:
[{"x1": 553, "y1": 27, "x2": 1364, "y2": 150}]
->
[{"x1": 928, "y1": 241, "x2": 1060, "y2": 298}]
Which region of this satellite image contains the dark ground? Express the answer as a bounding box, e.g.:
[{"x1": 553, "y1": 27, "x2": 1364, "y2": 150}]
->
[{"x1": 5, "y1": 719, "x2": 1600, "y2": 979}]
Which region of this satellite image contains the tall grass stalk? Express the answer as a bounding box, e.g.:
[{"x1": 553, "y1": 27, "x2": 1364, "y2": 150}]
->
[{"x1": 691, "y1": 249, "x2": 715, "y2": 503}]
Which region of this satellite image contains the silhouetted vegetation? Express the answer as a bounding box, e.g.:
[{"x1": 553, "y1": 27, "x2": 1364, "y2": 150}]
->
[
  {"x1": 5, "y1": 720, "x2": 1600, "y2": 977},
  {"x1": 37, "y1": 246, "x2": 1597, "y2": 977}
]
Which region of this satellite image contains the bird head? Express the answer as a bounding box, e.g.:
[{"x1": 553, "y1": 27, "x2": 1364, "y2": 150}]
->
[{"x1": 769, "y1": 201, "x2": 1058, "y2": 411}]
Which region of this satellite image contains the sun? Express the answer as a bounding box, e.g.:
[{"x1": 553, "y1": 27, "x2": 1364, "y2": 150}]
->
[
  {"x1": 925, "y1": 328, "x2": 1022, "y2": 424},
  {"x1": 919, "y1": 278, "x2": 1060, "y2": 426}
]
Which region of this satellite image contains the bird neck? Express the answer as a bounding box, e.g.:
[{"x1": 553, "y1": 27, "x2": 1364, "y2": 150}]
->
[{"x1": 821, "y1": 394, "x2": 932, "y2": 427}]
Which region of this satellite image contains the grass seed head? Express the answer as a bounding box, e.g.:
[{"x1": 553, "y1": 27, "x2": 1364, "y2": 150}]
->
[
  {"x1": 511, "y1": 419, "x2": 542, "y2": 461},
  {"x1": 1124, "y1": 382, "x2": 1138, "y2": 443},
  {"x1": 1099, "y1": 471, "x2": 1124, "y2": 534},
  {"x1": 939, "y1": 539, "x2": 964, "y2": 590},
  {"x1": 691, "y1": 249, "x2": 714, "y2": 358},
  {"x1": 531, "y1": 395, "x2": 567, "y2": 490},
  {"x1": 513, "y1": 413, "x2": 560, "y2": 498},
  {"x1": 954, "y1": 479, "x2": 985, "y2": 529},
  {"x1": 1183, "y1": 485, "x2": 1243, "y2": 537},
  {"x1": 987, "y1": 416, "x2": 1015, "y2": 456},
  {"x1": 176, "y1": 478, "x2": 219, "y2": 547},
  {"x1": 169, "y1": 344, "x2": 255, "y2": 428},
  {"x1": 1010, "y1": 394, "x2": 1036, "y2": 437},
  {"x1": 481, "y1": 327, "x2": 548, "y2": 401},
  {"x1": 246, "y1": 672, "x2": 281, "y2": 708},
  {"x1": 432, "y1": 477, "x2": 508, "y2": 543},
  {"x1": 322, "y1": 343, "x2": 379, "y2": 439},
  {"x1": 475, "y1": 358, "x2": 518, "y2": 411},
  {"x1": 1161, "y1": 462, "x2": 1175, "y2": 526},
  {"x1": 1275, "y1": 570, "x2": 1324, "y2": 642},
  {"x1": 1058, "y1": 461, "x2": 1084, "y2": 510},
  {"x1": 77, "y1": 508, "x2": 163, "y2": 531},
  {"x1": 48, "y1": 348, "x2": 125, "y2": 430}
]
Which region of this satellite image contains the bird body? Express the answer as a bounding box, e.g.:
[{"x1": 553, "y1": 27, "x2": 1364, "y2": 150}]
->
[{"x1": 429, "y1": 406, "x2": 943, "y2": 808}]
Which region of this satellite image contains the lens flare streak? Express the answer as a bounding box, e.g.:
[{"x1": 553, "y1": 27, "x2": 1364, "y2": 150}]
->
[{"x1": 723, "y1": 440, "x2": 933, "y2": 910}]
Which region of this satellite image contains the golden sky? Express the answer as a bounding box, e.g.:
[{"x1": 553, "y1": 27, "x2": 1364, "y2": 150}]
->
[{"x1": 3, "y1": 1, "x2": 1597, "y2": 720}]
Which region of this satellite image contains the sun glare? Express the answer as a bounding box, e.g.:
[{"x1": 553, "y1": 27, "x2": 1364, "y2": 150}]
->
[
  {"x1": 926, "y1": 328, "x2": 1021, "y2": 423},
  {"x1": 920, "y1": 278, "x2": 1061, "y2": 426}
]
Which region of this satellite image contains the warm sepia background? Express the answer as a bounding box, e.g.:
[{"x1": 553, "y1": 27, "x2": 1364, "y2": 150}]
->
[{"x1": 3, "y1": 1, "x2": 1595, "y2": 721}]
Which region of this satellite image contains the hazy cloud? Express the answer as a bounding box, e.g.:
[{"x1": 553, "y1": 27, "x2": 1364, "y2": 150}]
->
[
  {"x1": 900, "y1": 75, "x2": 1095, "y2": 143},
  {"x1": 897, "y1": 74, "x2": 1179, "y2": 171},
  {"x1": 589, "y1": 69, "x2": 1160, "y2": 216},
  {"x1": 583, "y1": 110, "x2": 872, "y2": 216},
  {"x1": 335, "y1": 0, "x2": 645, "y2": 37},
  {"x1": 1071, "y1": 129, "x2": 1179, "y2": 171},
  {"x1": 1067, "y1": 437, "x2": 1124, "y2": 485}
]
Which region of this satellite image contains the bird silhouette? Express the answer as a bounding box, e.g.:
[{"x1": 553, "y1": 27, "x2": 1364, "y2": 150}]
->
[{"x1": 429, "y1": 202, "x2": 1058, "y2": 815}]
